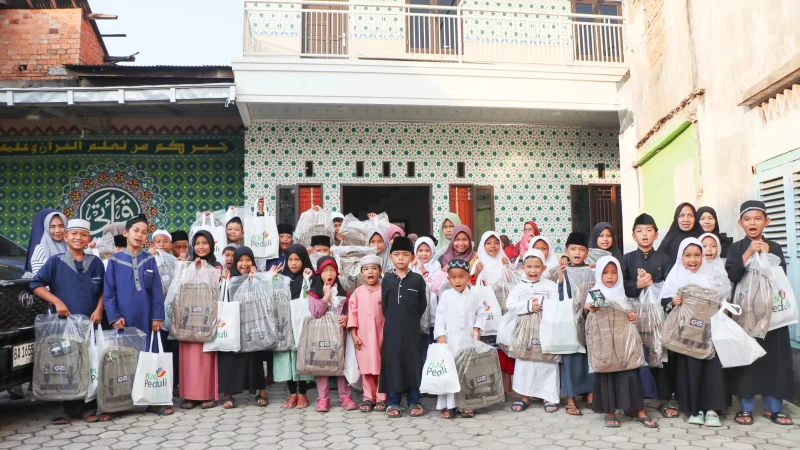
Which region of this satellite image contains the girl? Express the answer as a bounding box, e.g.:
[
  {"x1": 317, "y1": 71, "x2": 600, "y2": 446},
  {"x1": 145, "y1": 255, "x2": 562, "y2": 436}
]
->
[
  {"x1": 368, "y1": 229, "x2": 394, "y2": 272},
  {"x1": 504, "y1": 220, "x2": 540, "y2": 260},
  {"x1": 275, "y1": 244, "x2": 316, "y2": 409},
  {"x1": 657, "y1": 203, "x2": 703, "y2": 261},
  {"x1": 699, "y1": 233, "x2": 732, "y2": 301},
  {"x1": 30, "y1": 211, "x2": 68, "y2": 276},
  {"x1": 586, "y1": 256, "x2": 657, "y2": 428},
  {"x1": 386, "y1": 224, "x2": 406, "y2": 247},
  {"x1": 348, "y1": 255, "x2": 386, "y2": 413},
  {"x1": 660, "y1": 238, "x2": 727, "y2": 426},
  {"x1": 434, "y1": 225, "x2": 477, "y2": 294},
  {"x1": 412, "y1": 236, "x2": 441, "y2": 284},
  {"x1": 435, "y1": 212, "x2": 462, "y2": 258},
  {"x1": 590, "y1": 222, "x2": 623, "y2": 261},
  {"x1": 226, "y1": 217, "x2": 244, "y2": 246},
  {"x1": 529, "y1": 236, "x2": 560, "y2": 281},
  {"x1": 179, "y1": 231, "x2": 220, "y2": 410},
  {"x1": 218, "y1": 246, "x2": 270, "y2": 409},
  {"x1": 308, "y1": 256, "x2": 357, "y2": 412},
  {"x1": 222, "y1": 244, "x2": 238, "y2": 273},
  {"x1": 697, "y1": 206, "x2": 733, "y2": 259}
]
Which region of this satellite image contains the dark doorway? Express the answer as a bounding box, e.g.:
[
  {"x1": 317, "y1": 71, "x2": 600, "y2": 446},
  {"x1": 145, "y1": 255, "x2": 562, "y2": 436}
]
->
[
  {"x1": 571, "y1": 184, "x2": 623, "y2": 246},
  {"x1": 341, "y1": 185, "x2": 432, "y2": 236}
]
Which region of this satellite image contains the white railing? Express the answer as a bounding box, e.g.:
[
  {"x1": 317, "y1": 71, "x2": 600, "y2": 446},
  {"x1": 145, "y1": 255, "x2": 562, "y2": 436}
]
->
[{"x1": 243, "y1": 0, "x2": 625, "y2": 66}]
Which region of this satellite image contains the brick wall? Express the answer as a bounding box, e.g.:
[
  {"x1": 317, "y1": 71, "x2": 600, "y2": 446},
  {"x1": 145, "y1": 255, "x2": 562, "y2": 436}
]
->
[
  {"x1": 0, "y1": 8, "x2": 106, "y2": 80},
  {"x1": 643, "y1": 0, "x2": 665, "y2": 69}
]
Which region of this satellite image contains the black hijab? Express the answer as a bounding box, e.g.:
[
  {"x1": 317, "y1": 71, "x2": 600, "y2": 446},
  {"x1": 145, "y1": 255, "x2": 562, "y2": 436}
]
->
[
  {"x1": 230, "y1": 246, "x2": 256, "y2": 277},
  {"x1": 191, "y1": 230, "x2": 221, "y2": 268},
  {"x1": 281, "y1": 243, "x2": 315, "y2": 298},
  {"x1": 657, "y1": 202, "x2": 703, "y2": 261},
  {"x1": 696, "y1": 206, "x2": 733, "y2": 258},
  {"x1": 590, "y1": 222, "x2": 623, "y2": 261}
]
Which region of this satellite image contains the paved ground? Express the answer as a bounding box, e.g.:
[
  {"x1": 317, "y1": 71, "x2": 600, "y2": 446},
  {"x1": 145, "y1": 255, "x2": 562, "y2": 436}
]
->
[{"x1": 2, "y1": 384, "x2": 800, "y2": 450}]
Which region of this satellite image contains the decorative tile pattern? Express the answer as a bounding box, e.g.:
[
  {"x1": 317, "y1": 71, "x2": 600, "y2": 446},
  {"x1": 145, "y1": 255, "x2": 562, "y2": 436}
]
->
[
  {"x1": 351, "y1": 0, "x2": 405, "y2": 40},
  {"x1": 247, "y1": 3, "x2": 301, "y2": 38},
  {"x1": 244, "y1": 121, "x2": 619, "y2": 247},
  {"x1": 462, "y1": 0, "x2": 573, "y2": 45}
]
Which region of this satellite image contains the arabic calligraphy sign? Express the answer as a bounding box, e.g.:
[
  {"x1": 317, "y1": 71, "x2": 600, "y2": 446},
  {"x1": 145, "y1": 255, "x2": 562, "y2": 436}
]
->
[
  {"x1": 80, "y1": 188, "x2": 142, "y2": 235},
  {"x1": 0, "y1": 138, "x2": 236, "y2": 155}
]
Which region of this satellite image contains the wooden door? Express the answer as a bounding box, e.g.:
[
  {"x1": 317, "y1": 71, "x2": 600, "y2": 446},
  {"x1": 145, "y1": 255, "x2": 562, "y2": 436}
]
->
[
  {"x1": 298, "y1": 185, "x2": 323, "y2": 212},
  {"x1": 303, "y1": 0, "x2": 347, "y2": 56},
  {"x1": 449, "y1": 185, "x2": 473, "y2": 231}
]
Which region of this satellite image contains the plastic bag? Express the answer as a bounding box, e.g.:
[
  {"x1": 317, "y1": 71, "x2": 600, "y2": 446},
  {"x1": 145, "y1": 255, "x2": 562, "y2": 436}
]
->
[
  {"x1": 244, "y1": 214, "x2": 279, "y2": 259},
  {"x1": 732, "y1": 252, "x2": 774, "y2": 338},
  {"x1": 155, "y1": 250, "x2": 178, "y2": 298},
  {"x1": 290, "y1": 294, "x2": 311, "y2": 348},
  {"x1": 189, "y1": 213, "x2": 225, "y2": 262},
  {"x1": 333, "y1": 246, "x2": 376, "y2": 293},
  {"x1": 203, "y1": 278, "x2": 242, "y2": 353},
  {"x1": 540, "y1": 292, "x2": 585, "y2": 354},
  {"x1": 96, "y1": 327, "x2": 146, "y2": 413},
  {"x1": 168, "y1": 261, "x2": 220, "y2": 343},
  {"x1": 565, "y1": 266, "x2": 595, "y2": 346},
  {"x1": 86, "y1": 323, "x2": 105, "y2": 402},
  {"x1": 419, "y1": 343, "x2": 460, "y2": 395},
  {"x1": 630, "y1": 282, "x2": 666, "y2": 367},
  {"x1": 295, "y1": 206, "x2": 335, "y2": 247},
  {"x1": 478, "y1": 269, "x2": 521, "y2": 315},
  {"x1": 496, "y1": 313, "x2": 517, "y2": 355},
  {"x1": 94, "y1": 234, "x2": 116, "y2": 260},
  {"x1": 454, "y1": 339, "x2": 504, "y2": 409},
  {"x1": 586, "y1": 303, "x2": 644, "y2": 373},
  {"x1": 712, "y1": 302, "x2": 766, "y2": 368},
  {"x1": 340, "y1": 214, "x2": 369, "y2": 247},
  {"x1": 473, "y1": 285, "x2": 502, "y2": 335},
  {"x1": 296, "y1": 312, "x2": 345, "y2": 376},
  {"x1": 769, "y1": 266, "x2": 799, "y2": 331},
  {"x1": 510, "y1": 312, "x2": 561, "y2": 362},
  {"x1": 420, "y1": 284, "x2": 437, "y2": 333},
  {"x1": 309, "y1": 251, "x2": 327, "y2": 271},
  {"x1": 33, "y1": 314, "x2": 91, "y2": 401},
  {"x1": 586, "y1": 249, "x2": 611, "y2": 265},
  {"x1": 662, "y1": 284, "x2": 723, "y2": 360},
  {"x1": 132, "y1": 332, "x2": 174, "y2": 406},
  {"x1": 269, "y1": 275, "x2": 295, "y2": 351},
  {"x1": 233, "y1": 275, "x2": 279, "y2": 352},
  {"x1": 344, "y1": 334, "x2": 361, "y2": 386}
]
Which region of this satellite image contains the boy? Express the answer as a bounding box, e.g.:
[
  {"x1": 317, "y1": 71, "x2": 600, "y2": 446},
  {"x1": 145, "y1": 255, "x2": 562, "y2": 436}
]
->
[
  {"x1": 30, "y1": 219, "x2": 105, "y2": 424},
  {"x1": 726, "y1": 200, "x2": 794, "y2": 426},
  {"x1": 620, "y1": 213, "x2": 677, "y2": 418},
  {"x1": 434, "y1": 259, "x2": 486, "y2": 419},
  {"x1": 150, "y1": 230, "x2": 172, "y2": 254},
  {"x1": 558, "y1": 231, "x2": 594, "y2": 416},
  {"x1": 170, "y1": 230, "x2": 189, "y2": 258},
  {"x1": 309, "y1": 235, "x2": 332, "y2": 256},
  {"x1": 332, "y1": 212, "x2": 345, "y2": 245},
  {"x1": 380, "y1": 236, "x2": 428, "y2": 418}
]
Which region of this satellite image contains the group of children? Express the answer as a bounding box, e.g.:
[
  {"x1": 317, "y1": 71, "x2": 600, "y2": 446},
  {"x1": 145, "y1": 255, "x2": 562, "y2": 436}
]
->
[{"x1": 26, "y1": 198, "x2": 794, "y2": 428}]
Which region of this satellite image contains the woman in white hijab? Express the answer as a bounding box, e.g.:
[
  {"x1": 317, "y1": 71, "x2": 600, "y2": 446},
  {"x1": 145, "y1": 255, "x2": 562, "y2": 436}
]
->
[
  {"x1": 29, "y1": 211, "x2": 68, "y2": 275},
  {"x1": 659, "y1": 237, "x2": 726, "y2": 427}
]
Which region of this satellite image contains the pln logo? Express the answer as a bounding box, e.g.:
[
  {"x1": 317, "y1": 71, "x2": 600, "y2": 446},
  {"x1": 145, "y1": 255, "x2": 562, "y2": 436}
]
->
[
  {"x1": 251, "y1": 230, "x2": 274, "y2": 248},
  {"x1": 482, "y1": 300, "x2": 491, "y2": 311},
  {"x1": 262, "y1": 231, "x2": 270, "y2": 239},
  {"x1": 773, "y1": 288, "x2": 792, "y2": 312},
  {"x1": 145, "y1": 367, "x2": 169, "y2": 388},
  {"x1": 156, "y1": 367, "x2": 167, "y2": 378},
  {"x1": 216, "y1": 319, "x2": 226, "y2": 328},
  {"x1": 426, "y1": 359, "x2": 448, "y2": 376}
]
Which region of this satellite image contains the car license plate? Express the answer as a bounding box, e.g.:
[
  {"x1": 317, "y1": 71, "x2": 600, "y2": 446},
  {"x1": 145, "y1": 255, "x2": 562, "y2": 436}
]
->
[{"x1": 12, "y1": 342, "x2": 34, "y2": 368}]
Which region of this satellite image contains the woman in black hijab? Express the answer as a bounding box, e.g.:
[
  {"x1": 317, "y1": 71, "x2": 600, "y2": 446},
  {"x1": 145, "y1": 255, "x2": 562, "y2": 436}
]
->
[
  {"x1": 590, "y1": 222, "x2": 623, "y2": 261},
  {"x1": 657, "y1": 202, "x2": 703, "y2": 261},
  {"x1": 696, "y1": 206, "x2": 733, "y2": 258}
]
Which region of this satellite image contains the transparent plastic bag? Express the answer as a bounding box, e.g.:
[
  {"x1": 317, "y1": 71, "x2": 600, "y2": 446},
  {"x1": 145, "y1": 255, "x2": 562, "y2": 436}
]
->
[
  {"x1": 333, "y1": 246, "x2": 376, "y2": 293},
  {"x1": 630, "y1": 282, "x2": 666, "y2": 367},
  {"x1": 480, "y1": 268, "x2": 521, "y2": 314},
  {"x1": 309, "y1": 251, "x2": 327, "y2": 271},
  {"x1": 586, "y1": 249, "x2": 611, "y2": 265},
  {"x1": 33, "y1": 314, "x2": 91, "y2": 401},
  {"x1": 565, "y1": 266, "x2": 595, "y2": 346},
  {"x1": 712, "y1": 302, "x2": 766, "y2": 368},
  {"x1": 296, "y1": 312, "x2": 345, "y2": 376},
  {"x1": 365, "y1": 212, "x2": 390, "y2": 235},
  {"x1": 295, "y1": 206, "x2": 335, "y2": 247},
  {"x1": 96, "y1": 327, "x2": 146, "y2": 413},
  {"x1": 586, "y1": 303, "x2": 644, "y2": 373},
  {"x1": 155, "y1": 250, "x2": 178, "y2": 298},
  {"x1": 510, "y1": 312, "x2": 561, "y2": 362},
  {"x1": 455, "y1": 339, "x2": 505, "y2": 409},
  {"x1": 269, "y1": 275, "x2": 295, "y2": 351},
  {"x1": 233, "y1": 274, "x2": 279, "y2": 352},
  {"x1": 420, "y1": 284, "x2": 437, "y2": 333},
  {"x1": 94, "y1": 234, "x2": 116, "y2": 260},
  {"x1": 732, "y1": 252, "x2": 775, "y2": 338},
  {"x1": 496, "y1": 313, "x2": 517, "y2": 356},
  {"x1": 662, "y1": 284, "x2": 723, "y2": 360},
  {"x1": 168, "y1": 261, "x2": 220, "y2": 343},
  {"x1": 340, "y1": 214, "x2": 369, "y2": 247}
]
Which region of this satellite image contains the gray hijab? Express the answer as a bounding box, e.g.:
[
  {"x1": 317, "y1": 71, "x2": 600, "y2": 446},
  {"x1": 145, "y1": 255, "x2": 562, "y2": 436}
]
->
[{"x1": 40, "y1": 212, "x2": 68, "y2": 257}]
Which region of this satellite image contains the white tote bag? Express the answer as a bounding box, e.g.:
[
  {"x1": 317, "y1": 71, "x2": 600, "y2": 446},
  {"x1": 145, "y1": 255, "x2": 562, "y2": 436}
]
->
[
  {"x1": 203, "y1": 279, "x2": 242, "y2": 352},
  {"x1": 712, "y1": 302, "x2": 767, "y2": 368},
  {"x1": 496, "y1": 312, "x2": 517, "y2": 354},
  {"x1": 191, "y1": 214, "x2": 226, "y2": 262},
  {"x1": 290, "y1": 285, "x2": 312, "y2": 348},
  {"x1": 131, "y1": 332, "x2": 174, "y2": 406},
  {"x1": 474, "y1": 280, "x2": 502, "y2": 335},
  {"x1": 85, "y1": 324, "x2": 105, "y2": 402},
  {"x1": 344, "y1": 334, "x2": 361, "y2": 387},
  {"x1": 769, "y1": 267, "x2": 799, "y2": 331},
  {"x1": 244, "y1": 214, "x2": 280, "y2": 259},
  {"x1": 419, "y1": 343, "x2": 461, "y2": 395},
  {"x1": 540, "y1": 294, "x2": 586, "y2": 354}
]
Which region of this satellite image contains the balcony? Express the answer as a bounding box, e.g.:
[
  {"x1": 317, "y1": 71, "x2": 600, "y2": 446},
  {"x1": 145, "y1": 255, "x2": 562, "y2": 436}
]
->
[{"x1": 234, "y1": 0, "x2": 627, "y2": 126}]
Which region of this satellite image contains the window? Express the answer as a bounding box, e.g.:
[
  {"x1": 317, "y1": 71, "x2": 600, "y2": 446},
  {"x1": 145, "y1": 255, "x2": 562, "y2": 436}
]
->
[
  {"x1": 276, "y1": 186, "x2": 297, "y2": 225},
  {"x1": 407, "y1": 161, "x2": 416, "y2": 177},
  {"x1": 298, "y1": 185, "x2": 323, "y2": 212},
  {"x1": 456, "y1": 161, "x2": 466, "y2": 178},
  {"x1": 305, "y1": 161, "x2": 314, "y2": 177},
  {"x1": 572, "y1": 0, "x2": 623, "y2": 62},
  {"x1": 355, "y1": 161, "x2": 364, "y2": 177},
  {"x1": 382, "y1": 161, "x2": 391, "y2": 178}
]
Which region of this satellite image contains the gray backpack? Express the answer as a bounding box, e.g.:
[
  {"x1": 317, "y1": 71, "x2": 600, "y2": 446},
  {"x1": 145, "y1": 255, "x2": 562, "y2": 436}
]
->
[
  {"x1": 96, "y1": 328, "x2": 146, "y2": 413},
  {"x1": 171, "y1": 281, "x2": 218, "y2": 343},
  {"x1": 455, "y1": 342, "x2": 505, "y2": 410},
  {"x1": 33, "y1": 314, "x2": 91, "y2": 402},
  {"x1": 296, "y1": 313, "x2": 344, "y2": 376}
]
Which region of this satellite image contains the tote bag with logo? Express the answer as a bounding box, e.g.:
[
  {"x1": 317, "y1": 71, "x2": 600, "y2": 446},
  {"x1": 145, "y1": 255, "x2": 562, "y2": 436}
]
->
[
  {"x1": 419, "y1": 343, "x2": 460, "y2": 395},
  {"x1": 244, "y1": 214, "x2": 279, "y2": 259},
  {"x1": 203, "y1": 278, "x2": 242, "y2": 352},
  {"x1": 132, "y1": 332, "x2": 174, "y2": 406},
  {"x1": 769, "y1": 267, "x2": 799, "y2": 331}
]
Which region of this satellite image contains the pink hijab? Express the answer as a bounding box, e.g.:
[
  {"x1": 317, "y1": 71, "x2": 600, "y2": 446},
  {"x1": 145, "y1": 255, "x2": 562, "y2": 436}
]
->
[
  {"x1": 386, "y1": 225, "x2": 406, "y2": 241},
  {"x1": 439, "y1": 225, "x2": 475, "y2": 267},
  {"x1": 518, "y1": 231, "x2": 536, "y2": 254}
]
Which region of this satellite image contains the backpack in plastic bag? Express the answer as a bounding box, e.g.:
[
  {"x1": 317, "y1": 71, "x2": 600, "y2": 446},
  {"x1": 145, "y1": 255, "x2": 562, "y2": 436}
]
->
[
  {"x1": 480, "y1": 268, "x2": 521, "y2": 314},
  {"x1": 630, "y1": 283, "x2": 666, "y2": 367},
  {"x1": 296, "y1": 312, "x2": 345, "y2": 376},
  {"x1": 94, "y1": 234, "x2": 116, "y2": 260},
  {"x1": 420, "y1": 284, "x2": 437, "y2": 333},
  {"x1": 510, "y1": 312, "x2": 560, "y2": 362},
  {"x1": 97, "y1": 327, "x2": 146, "y2": 413},
  {"x1": 732, "y1": 252, "x2": 775, "y2": 338},
  {"x1": 233, "y1": 275, "x2": 279, "y2": 352},
  {"x1": 155, "y1": 250, "x2": 178, "y2": 297},
  {"x1": 586, "y1": 303, "x2": 644, "y2": 373},
  {"x1": 586, "y1": 249, "x2": 611, "y2": 265},
  {"x1": 270, "y1": 275, "x2": 294, "y2": 351},
  {"x1": 455, "y1": 340, "x2": 505, "y2": 410},
  {"x1": 295, "y1": 206, "x2": 335, "y2": 247},
  {"x1": 334, "y1": 246, "x2": 376, "y2": 293},
  {"x1": 33, "y1": 314, "x2": 91, "y2": 402},
  {"x1": 339, "y1": 214, "x2": 369, "y2": 247},
  {"x1": 565, "y1": 266, "x2": 594, "y2": 346},
  {"x1": 662, "y1": 284, "x2": 722, "y2": 360},
  {"x1": 169, "y1": 261, "x2": 220, "y2": 343}
]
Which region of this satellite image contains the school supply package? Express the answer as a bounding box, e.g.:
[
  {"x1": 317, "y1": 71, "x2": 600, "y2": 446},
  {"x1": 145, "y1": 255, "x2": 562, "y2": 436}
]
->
[
  {"x1": 585, "y1": 304, "x2": 645, "y2": 373},
  {"x1": 455, "y1": 340, "x2": 505, "y2": 409},
  {"x1": 510, "y1": 312, "x2": 560, "y2": 362},
  {"x1": 565, "y1": 266, "x2": 594, "y2": 346},
  {"x1": 339, "y1": 214, "x2": 369, "y2": 246},
  {"x1": 296, "y1": 297, "x2": 346, "y2": 376},
  {"x1": 167, "y1": 261, "x2": 220, "y2": 343},
  {"x1": 586, "y1": 248, "x2": 611, "y2": 265},
  {"x1": 711, "y1": 302, "x2": 766, "y2": 368},
  {"x1": 203, "y1": 278, "x2": 241, "y2": 353},
  {"x1": 662, "y1": 284, "x2": 722, "y2": 360},
  {"x1": 244, "y1": 214, "x2": 280, "y2": 259},
  {"x1": 189, "y1": 213, "x2": 225, "y2": 262},
  {"x1": 419, "y1": 343, "x2": 460, "y2": 395},
  {"x1": 233, "y1": 274, "x2": 280, "y2": 352},
  {"x1": 97, "y1": 327, "x2": 146, "y2": 413},
  {"x1": 33, "y1": 314, "x2": 91, "y2": 402},
  {"x1": 732, "y1": 252, "x2": 775, "y2": 338},
  {"x1": 420, "y1": 284, "x2": 438, "y2": 333},
  {"x1": 333, "y1": 245, "x2": 376, "y2": 293},
  {"x1": 541, "y1": 290, "x2": 585, "y2": 354},
  {"x1": 769, "y1": 265, "x2": 799, "y2": 331},
  {"x1": 94, "y1": 234, "x2": 115, "y2": 260},
  {"x1": 295, "y1": 207, "x2": 335, "y2": 247},
  {"x1": 496, "y1": 313, "x2": 517, "y2": 356},
  {"x1": 155, "y1": 250, "x2": 178, "y2": 297},
  {"x1": 131, "y1": 332, "x2": 173, "y2": 406},
  {"x1": 630, "y1": 283, "x2": 666, "y2": 367},
  {"x1": 269, "y1": 275, "x2": 295, "y2": 351}
]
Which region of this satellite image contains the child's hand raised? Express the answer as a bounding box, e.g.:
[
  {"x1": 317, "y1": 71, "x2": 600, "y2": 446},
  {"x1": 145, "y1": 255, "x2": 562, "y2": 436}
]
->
[
  {"x1": 474, "y1": 260, "x2": 484, "y2": 276},
  {"x1": 249, "y1": 266, "x2": 257, "y2": 280},
  {"x1": 672, "y1": 294, "x2": 682, "y2": 306},
  {"x1": 303, "y1": 268, "x2": 313, "y2": 280},
  {"x1": 221, "y1": 269, "x2": 230, "y2": 280},
  {"x1": 501, "y1": 256, "x2": 510, "y2": 265},
  {"x1": 322, "y1": 284, "x2": 332, "y2": 302}
]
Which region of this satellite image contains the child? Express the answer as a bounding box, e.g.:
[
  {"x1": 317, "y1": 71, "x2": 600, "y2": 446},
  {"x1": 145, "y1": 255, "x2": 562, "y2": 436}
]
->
[
  {"x1": 113, "y1": 235, "x2": 127, "y2": 253},
  {"x1": 310, "y1": 235, "x2": 332, "y2": 256},
  {"x1": 222, "y1": 244, "x2": 238, "y2": 274},
  {"x1": 528, "y1": 236, "x2": 560, "y2": 281},
  {"x1": 30, "y1": 218, "x2": 107, "y2": 424},
  {"x1": 438, "y1": 225, "x2": 477, "y2": 268},
  {"x1": 660, "y1": 238, "x2": 727, "y2": 426},
  {"x1": 348, "y1": 255, "x2": 386, "y2": 413},
  {"x1": 725, "y1": 200, "x2": 794, "y2": 426},
  {"x1": 434, "y1": 258, "x2": 486, "y2": 419},
  {"x1": 387, "y1": 225, "x2": 405, "y2": 247},
  {"x1": 620, "y1": 213, "x2": 677, "y2": 418},
  {"x1": 585, "y1": 256, "x2": 657, "y2": 428},
  {"x1": 369, "y1": 230, "x2": 393, "y2": 272},
  {"x1": 225, "y1": 217, "x2": 244, "y2": 246},
  {"x1": 170, "y1": 230, "x2": 189, "y2": 258},
  {"x1": 308, "y1": 256, "x2": 357, "y2": 412},
  {"x1": 150, "y1": 230, "x2": 172, "y2": 254},
  {"x1": 380, "y1": 236, "x2": 428, "y2": 418},
  {"x1": 332, "y1": 212, "x2": 344, "y2": 245},
  {"x1": 558, "y1": 231, "x2": 594, "y2": 416},
  {"x1": 276, "y1": 244, "x2": 316, "y2": 409},
  {"x1": 435, "y1": 212, "x2": 461, "y2": 258},
  {"x1": 590, "y1": 222, "x2": 623, "y2": 260},
  {"x1": 508, "y1": 249, "x2": 560, "y2": 414},
  {"x1": 412, "y1": 236, "x2": 441, "y2": 284},
  {"x1": 700, "y1": 233, "x2": 731, "y2": 296}
]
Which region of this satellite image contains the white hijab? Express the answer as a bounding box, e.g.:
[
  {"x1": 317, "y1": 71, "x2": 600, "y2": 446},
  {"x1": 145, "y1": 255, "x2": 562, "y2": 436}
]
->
[
  {"x1": 589, "y1": 256, "x2": 627, "y2": 306},
  {"x1": 414, "y1": 236, "x2": 441, "y2": 275},
  {"x1": 40, "y1": 212, "x2": 68, "y2": 257},
  {"x1": 660, "y1": 237, "x2": 714, "y2": 299},
  {"x1": 699, "y1": 233, "x2": 732, "y2": 297},
  {"x1": 528, "y1": 236, "x2": 559, "y2": 273},
  {"x1": 474, "y1": 231, "x2": 505, "y2": 284}
]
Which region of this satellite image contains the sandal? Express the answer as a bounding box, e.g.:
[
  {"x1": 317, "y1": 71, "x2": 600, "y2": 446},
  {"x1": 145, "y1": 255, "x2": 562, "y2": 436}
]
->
[
  {"x1": 763, "y1": 412, "x2": 793, "y2": 426},
  {"x1": 52, "y1": 414, "x2": 71, "y2": 425},
  {"x1": 636, "y1": 416, "x2": 659, "y2": 428},
  {"x1": 96, "y1": 413, "x2": 116, "y2": 422},
  {"x1": 201, "y1": 400, "x2": 216, "y2": 409},
  {"x1": 283, "y1": 394, "x2": 298, "y2": 409},
  {"x1": 387, "y1": 405, "x2": 402, "y2": 418},
  {"x1": 223, "y1": 398, "x2": 236, "y2": 409},
  {"x1": 147, "y1": 406, "x2": 174, "y2": 416},
  {"x1": 180, "y1": 400, "x2": 198, "y2": 410},
  {"x1": 82, "y1": 410, "x2": 99, "y2": 423},
  {"x1": 565, "y1": 404, "x2": 583, "y2": 416},
  {"x1": 340, "y1": 396, "x2": 358, "y2": 411},
  {"x1": 734, "y1": 411, "x2": 753, "y2": 425},
  {"x1": 704, "y1": 411, "x2": 721, "y2": 427},
  {"x1": 360, "y1": 400, "x2": 375, "y2": 413},
  {"x1": 658, "y1": 402, "x2": 679, "y2": 418},
  {"x1": 297, "y1": 394, "x2": 309, "y2": 409},
  {"x1": 459, "y1": 409, "x2": 475, "y2": 418},
  {"x1": 604, "y1": 414, "x2": 621, "y2": 428},
  {"x1": 410, "y1": 403, "x2": 424, "y2": 417},
  {"x1": 254, "y1": 395, "x2": 268, "y2": 407},
  {"x1": 511, "y1": 400, "x2": 529, "y2": 412},
  {"x1": 544, "y1": 402, "x2": 558, "y2": 413},
  {"x1": 440, "y1": 408, "x2": 457, "y2": 419},
  {"x1": 316, "y1": 398, "x2": 330, "y2": 413},
  {"x1": 375, "y1": 402, "x2": 387, "y2": 412}
]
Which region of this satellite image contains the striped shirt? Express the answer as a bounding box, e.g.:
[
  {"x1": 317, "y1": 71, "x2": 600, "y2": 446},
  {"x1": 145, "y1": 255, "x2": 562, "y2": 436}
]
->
[{"x1": 29, "y1": 244, "x2": 48, "y2": 276}]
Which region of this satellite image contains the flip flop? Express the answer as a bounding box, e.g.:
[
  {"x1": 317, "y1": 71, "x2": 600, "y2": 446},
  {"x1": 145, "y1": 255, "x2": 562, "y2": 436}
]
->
[
  {"x1": 636, "y1": 416, "x2": 659, "y2": 428},
  {"x1": 375, "y1": 402, "x2": 387, "y2": 412},
  {"x1": 360, "y1": 400, "x2": 375, "y2": 413},
  {"x1": 511, "y1": 400, "x2": 529, "y2": 412},
  {"x1": 565, "y1": 404, "x2": 583, "y2": 416},
  {"x1": 222, "y1": 398, "x2": 236, "y2": 409},
  {"x1": 181, "y1": 400, "x2": 198, "y2": 410},
  {"x1": 544, "y1": 402, "x2": 558, "y2": 413},
  {"x1": 201, "y1": 400, "x2": 216, "y2": 409},
  {"x1": 387, "y1": 405, "x2": 402, "y2": 418},
  {"x1": 659, "y1": 402, "x2": 679, "y2": 418},
  {"x1": 763, "y1": 412, "x2": 794, "y2": 426},
  {"x1": 734, "y1": 412, "x2": 753, "y2": 425},
  {"x1": 82, "y1": 410, "x2": 99, "y2": 423},
  {"x1": 459, "y1": 409, "x2": 475, "y2": 418},
  {"x1": 440, "y1": 408, "x2": 456, "y2": 419},
  {"x1": 410, "y1": 403, "x2": 425, "y2": 417},
  {"x1": 604, "y1": 414, "x2": 621, "y2": 428},
  {"x1": 283, "y1": 394, "x2": 298, "y2": 409},
  {"x1": 52, "y1": 414, "x2": 71, "y2": 425},
  {"x1": 254, "y1": 395, "x2": 268, "y2": 407}
]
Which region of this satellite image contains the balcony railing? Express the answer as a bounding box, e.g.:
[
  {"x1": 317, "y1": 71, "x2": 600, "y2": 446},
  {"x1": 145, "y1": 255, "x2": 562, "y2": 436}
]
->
[{"x1": 243, "y1": 0, "x2": 625, "y2": 67}]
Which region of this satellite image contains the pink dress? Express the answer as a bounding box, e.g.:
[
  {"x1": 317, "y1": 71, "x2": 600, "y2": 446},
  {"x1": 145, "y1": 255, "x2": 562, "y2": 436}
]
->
[
  {"x1": 346, "y1": 284, "x2": 384, "y2": 375},
  {"x1": 179, "y1": 342, "x2": 218, "y2": 401}
]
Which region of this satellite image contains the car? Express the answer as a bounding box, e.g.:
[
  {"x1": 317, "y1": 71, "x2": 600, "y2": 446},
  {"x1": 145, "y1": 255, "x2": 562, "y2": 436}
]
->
[{"x1": 0, "y1": 233, "x2": 26, "y2": 271}]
